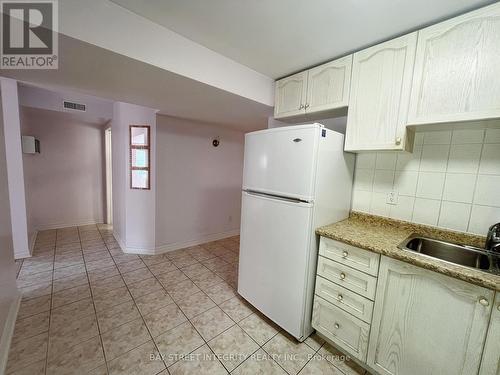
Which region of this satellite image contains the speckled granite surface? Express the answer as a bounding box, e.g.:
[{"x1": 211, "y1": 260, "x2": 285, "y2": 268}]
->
[{"x1": 316, "y1": 212, "x2": 500, "y2": 291}]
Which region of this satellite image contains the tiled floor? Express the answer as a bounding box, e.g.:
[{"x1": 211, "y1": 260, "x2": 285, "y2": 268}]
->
[{"x1": 7, "y1": 224, "x2": 368, "y2": 375}]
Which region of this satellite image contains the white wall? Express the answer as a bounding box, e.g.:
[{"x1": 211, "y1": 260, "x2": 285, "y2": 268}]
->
[
  {"x1": 0, "y1": 78, "x2": 29, "y2": 259},
  {"x1": 352, "y1": 128, "x2": 500, "y2": 236},
  {"x1": 0, "y1": 98, "x2": 21, "y2": 372},
  {"x1": 112, "y1": 102, "x2": 157, "y2": 252},
  {"x1": 155, "y1": 115, "x2": 244, "y2": 250},
  {"x1": 21, "y1": 107, "x2": 106, "y2": 230}
]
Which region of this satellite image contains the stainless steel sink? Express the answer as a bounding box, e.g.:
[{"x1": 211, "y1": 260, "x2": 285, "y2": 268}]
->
[{"x1": 398, "y1": 234, "x2": 500, "y2": 275}]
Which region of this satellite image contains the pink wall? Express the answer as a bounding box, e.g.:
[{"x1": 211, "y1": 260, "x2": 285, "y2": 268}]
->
[
  {"x1": 155, "y1": 115, "x2": 244, "y2": 250},
  {"x1": 21, "y1": 107, "x2": 106, "y2": 230}
]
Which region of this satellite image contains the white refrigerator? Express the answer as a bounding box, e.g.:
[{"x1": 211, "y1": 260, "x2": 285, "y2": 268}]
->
[{"x1": 238, "y1": 123, "x2": 354, "y2": 341}]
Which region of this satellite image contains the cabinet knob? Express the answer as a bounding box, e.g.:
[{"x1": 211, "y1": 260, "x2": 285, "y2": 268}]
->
[
  {"x1": 342, "y1": 251, "x2": 348, "y2": 258},
  {"x1": 304, "y1": 103, "x2": 310, "y2": 109},
  {"x1": 334, "y1": 323, "x2": 340, "y2": 329},
  {"x1": 395, "y1": 137, "x2": 402, "y2": 145},
  {"x1": 299, "y1": 104, "x2": 304, "y2": 109},
  {"x1": 497, "y1": 303, "x2": 500, "y2": 311},
  {"x1": 479, "y1": 297, "x2": 489, "y2": 306},
  {"x1": 340, "y1": 272, "x2": 346, "y2": 280},
  {"x1": 337, "y1": 294, "x2": 343, "y2": 302}
]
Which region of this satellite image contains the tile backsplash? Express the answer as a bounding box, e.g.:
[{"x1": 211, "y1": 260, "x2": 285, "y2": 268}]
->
[{"x1": 352, "y1": 128, "x2": 500, "y2": 236}]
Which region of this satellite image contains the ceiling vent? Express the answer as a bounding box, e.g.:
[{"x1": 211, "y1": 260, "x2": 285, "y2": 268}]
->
[{"x1": 63, "y1": 100, "x2": 86, "y2": 112}]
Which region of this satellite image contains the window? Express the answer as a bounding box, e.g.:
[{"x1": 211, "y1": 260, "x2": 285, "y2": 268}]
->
[{"x1": 130, "y1": 125, "x2": 150, "y2": 189}]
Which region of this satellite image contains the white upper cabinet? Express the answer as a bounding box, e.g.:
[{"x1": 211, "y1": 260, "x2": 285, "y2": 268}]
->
[
  {"x1": 408, "y1": 3, "x2": 500, "y2": 126},
  {"x1": 345, "y1": 33, "x2": 417, "y2": 151},
  {"x1": 274, "y1": 72, "x2": 308, "y2": 119},
  {"x1": 274, "y1": 56, "x2": 352, "y2": 119},
  {"x1": 368, "y1": 257, "x2": 493, "y2": 375},
  {"x1": 305, "y1": 55, "x2": 352, "y2": 114}
]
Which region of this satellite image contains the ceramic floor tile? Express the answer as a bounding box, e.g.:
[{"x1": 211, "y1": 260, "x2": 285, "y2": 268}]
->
[
  {"x1": 17, "y1": 294, "x2": 51, "y2": 319},
  {"x1": 93, "y1": 286, "x2": 132, "y2": 312},
  {"x1": 52, "y1": 273, "x2": 88, "y2": 293},
  {"x1": 176, "y1": 290, "x2": 216, "y2": 319},
  {"x1": 88, "y1": 265, "x2": 120, "y2": 283},
  {"x1": 47, "y1": 336, "x2": 105, "y2": 375},
  {"x1": 156, "y1": 269, "x2": 189, "y2": 290},
  {"x1": 143, "y1": 303, "x2": 187, "y2": 337},
  {"x1": 7, "y1": 359, "x2": 46, "y2": 375},
  {"x1": 208, "y1": 325, "x2": 259, "y2": 372},
  {"x1": 112, "y1": 253, "x2": 141, "y2": 264},
  {"x1": 107, "y1": 340, "x2": 166, "y2": 375},
  {"x1": 122, "y1": 268, "x2": 154, "y2": 285},
  {"x1": 232, "y1": 349, "x2": 287, "y2": 375},
  {"x1": 96, "y1": 300, "x2": 141, "y2": 333},
  {"x1": 190, "y1": 307, "x2": 235, "y2": 341},
  {"x1": 6, "y1": 332, "x2": 48, "y2": 373},
  {"x1": 49, "y1": 313, "x2": 99, "y2": 353},
  {"x1": 203, "y1": 282, "x2": 236, "y2": 305},
  {"x1": 190, "y1": 271, "x2": 224, "y2": 290},
  {"x1": 51, "y1": 283, "x2": 91, "y2": 308},
  {"x1": 168, "y1": 280, "x2": 202, "y2": 303},
  {"x1": 219, "y1": 297, "x2": 253, "y2": 323},
  {"x1": 304, "y1": 333, "x2": 325, "y2": 352},
  {"x1": 17, "y1": 270, "x2": 53, "y2": 288},
  {"x1": 133, "y1": 289, "x2": 174, "y2": 315},
  {"x1": 238, "y1": 313, "x2": 279, "y2": 346},
  {"x1": 319, "y1": 343, "x2": 367, "y2": 375},
  {"x1": 147, "y1": 260, "x2": 177, "y2": 276},
  {"x1": 50, "y1": 298, "x2": 95, "y2": 327},
  {"x1": 127, "y1": 277, "x2": 164, "y2": 299},
  {"x1": 168, "y1": 344, "x2": 228, "y2": 375},
  {"x1": 263, "y1": 333, "x2": 315, "y2": 375},
  {"x1": 141, "y1": 254, "x2": 170, "y2": 267},
  {"x1": 86, "y1": 258, "x2": 116, "y2": 272},
  {"x1": 153, "y1": 321, "x2": 204, "y2": 366},
  {"x1": 298, "y1": 355, "x2": 345, "y2": 375},
  {"x1": 19, "y1": 281, "x2": 52, "y2": 300},
  {"x1": 53, "y1": 264, "x2": 86, "y2": 280},
  {"x1": 117, "y1": 259, "x2": 146, "y2": 274},
  {"x1": 91, "y1": 275, "x2": 126, "y2": 296},
  {"x1": 12, "y1": 311, "x2": 50, "y2": 343},
  {"x1": 180, "y1": 263, "x2": 210, "y2": 278},
  {"x1": 101, "y1": 318, "x2": 152, "y2": 361},
  {"x1": 172, "y1": 255, "x2": 199, "y2": 268}
]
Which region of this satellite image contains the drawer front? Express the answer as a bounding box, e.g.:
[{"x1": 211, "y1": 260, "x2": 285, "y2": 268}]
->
[
  {"x1": 317, "y1": 256, "x2": 377, "y2": 300},
  {"x1": 315, "y1": 276, "x2": 374, "y2": 323},
  {"x1": 319, "y1": 237, "x2": 380, "y2": 276},
  {"x1": 312, "y1": 296, "x2": 370, "y2": 362}
]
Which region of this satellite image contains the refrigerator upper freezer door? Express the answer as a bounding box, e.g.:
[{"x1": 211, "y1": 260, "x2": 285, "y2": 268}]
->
[
  {"x1": 242, "y1": 125, "x2": 320, "y2": 201},
  {"x1": 238, "y1": 191, "x2": 313, "y2": 339}
]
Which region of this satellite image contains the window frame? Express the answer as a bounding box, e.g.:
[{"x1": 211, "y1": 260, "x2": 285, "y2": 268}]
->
[{"x1": 129, "y1": 125, "x2": 151, "y2": 190}]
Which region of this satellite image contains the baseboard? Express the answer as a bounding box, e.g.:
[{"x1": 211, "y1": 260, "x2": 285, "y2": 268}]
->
[
  {"x1": 35, "y1": 219, "x2": 104, "y2": 231},
  {"x1": 0, "y1": 293, "x2": 21, "y2": 373},
  {"x1": 154, "y1": 229, "x2": 240, "y2": 254},
  {"x1": 113, "y1": 229, "x2": 240, "y2": 255}
]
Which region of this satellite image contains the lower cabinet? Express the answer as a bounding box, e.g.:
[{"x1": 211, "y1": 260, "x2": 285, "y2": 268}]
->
[
  {"x1": 367, "y1": 257, "x2": 494, "y2": 375},
  {"x1": 479, "y1": 292, "x2": 500, "y2": 375}
]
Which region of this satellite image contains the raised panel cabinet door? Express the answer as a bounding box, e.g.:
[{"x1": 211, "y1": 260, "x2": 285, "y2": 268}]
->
[
  {"x1": 345, "y1": 33, "x2": 417, "y2": 151},
  {"x1": 408, "y1": 3, "x2": 500, "y2": 125},
  {"x1": 274, "y1": 71, "x2": 308, "y2": 119},
  {"x1": 479, "y1": 292, "x2": 500, "y2": 375},
  {"x1": 306, "y1": 55, "x2": 352, "y2": 113},
  {"x1": 368, "y1": 256, "x2": 493, "y2": 375}
]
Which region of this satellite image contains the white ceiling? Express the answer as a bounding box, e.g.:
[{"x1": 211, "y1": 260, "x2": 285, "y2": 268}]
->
[
  {"x1": 2, "y1": 34, "x2": 272, "y2": 131},
  {"x1": 110, "y1": 0, "x2": 496, "y2": 78}
]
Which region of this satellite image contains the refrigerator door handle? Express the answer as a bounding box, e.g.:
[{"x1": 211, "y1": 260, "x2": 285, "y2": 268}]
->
[{"x1": 244, "y1": 190, "x2": 311, "y2": 204}]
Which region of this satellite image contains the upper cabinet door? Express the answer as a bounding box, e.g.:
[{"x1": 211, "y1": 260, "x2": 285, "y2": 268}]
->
[
  {"x1": 345, "y1": 33, "x2": 417, "y2": 151},
  {"x1": 368, "y1": 257, "x2": 493, "y2": 375},
  {"x1": 274, "y1": 71, "x2": 308, "y2": 119},
  {"x1": 306, "y1": 55, "x2": 352, "y2": 113},
  {"x1": 408, "y1": 3, "x2": 500, "y2": 125}
]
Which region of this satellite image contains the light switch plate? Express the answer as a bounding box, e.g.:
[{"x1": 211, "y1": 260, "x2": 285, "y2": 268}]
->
[{"x1": 386, "y1": 191, "x2": 399, "y2": 205}]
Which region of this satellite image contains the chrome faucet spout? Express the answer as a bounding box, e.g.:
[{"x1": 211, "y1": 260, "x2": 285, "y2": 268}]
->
[{"x1": 486, "y1": 223, "x2": 500, "y2": 252}]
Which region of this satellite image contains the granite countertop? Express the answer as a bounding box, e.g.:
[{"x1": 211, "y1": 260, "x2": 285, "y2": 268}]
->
[{"x1": 316, "y1": 212, "x2": 500, "y2": 291}]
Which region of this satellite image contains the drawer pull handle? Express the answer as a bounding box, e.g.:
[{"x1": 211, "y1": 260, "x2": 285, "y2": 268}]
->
[
  {"x1": 337, "y1": 294, "x2": 343, "y2": 302},
  {"x1": 342, "y1": 251, "x2": 348, "y2": 258},
  {"x1": 340, "y1": 272, "x2": 346, "y2": 280},
  {"x1": 479, "y1": 297, "x2": 489, "y2": 306},
  {"x1": 334, "y1": 323, "x2": 340, "y2": 329}
]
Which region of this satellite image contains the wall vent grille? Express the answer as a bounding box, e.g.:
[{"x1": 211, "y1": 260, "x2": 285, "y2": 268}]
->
[{"x1": 63, "y1": 101, "x2": 86, "y2": 112}]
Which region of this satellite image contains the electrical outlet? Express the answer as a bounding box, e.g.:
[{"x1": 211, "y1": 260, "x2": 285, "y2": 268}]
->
[{"x1": 386, "y1": 191, "x2": 399, "y2": 205}]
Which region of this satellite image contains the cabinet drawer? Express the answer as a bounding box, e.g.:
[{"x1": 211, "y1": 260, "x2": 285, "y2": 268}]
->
[
  {"x1": 315, "y1": 276, "x2": 374, "y2": 323},
  {"x1": 317, "y1": 256, "x2": 377, "y2": 300},
  {"x1": 319, "y1": 237, "x2": 380, "y2": 276},
  {"x1": 312, "y1": 296, "x2": 370, "y2": 362}
]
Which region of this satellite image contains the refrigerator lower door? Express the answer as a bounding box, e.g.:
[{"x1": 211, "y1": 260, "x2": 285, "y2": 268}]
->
[{"x1": 238, "y1": 191, "x2": 313, "y2": 340}]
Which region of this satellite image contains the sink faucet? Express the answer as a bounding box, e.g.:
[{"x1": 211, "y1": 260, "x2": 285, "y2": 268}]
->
[{"x1": 486, "y1": 223, "x2": 500, "y2": 252}]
